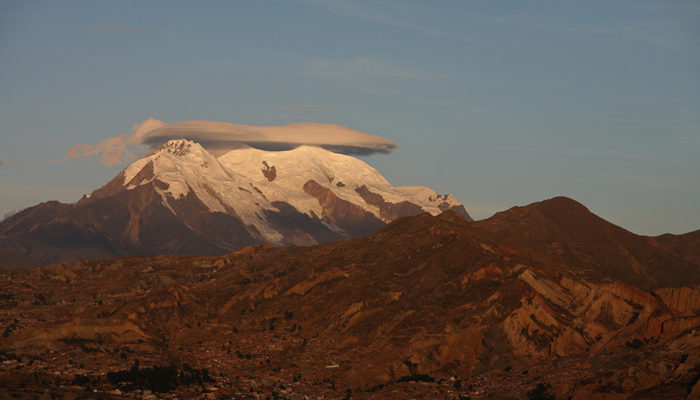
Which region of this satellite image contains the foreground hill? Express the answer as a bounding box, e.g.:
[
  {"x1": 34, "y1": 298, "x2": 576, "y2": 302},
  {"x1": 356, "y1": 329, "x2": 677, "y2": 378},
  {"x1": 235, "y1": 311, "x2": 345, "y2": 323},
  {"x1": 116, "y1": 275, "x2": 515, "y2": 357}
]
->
[
  {"x1": 0, "y1": 139, "x2": 468, "y2": 269},
  {"x1": 1, "y1": 197, "x2": 699, "y2": 399}
]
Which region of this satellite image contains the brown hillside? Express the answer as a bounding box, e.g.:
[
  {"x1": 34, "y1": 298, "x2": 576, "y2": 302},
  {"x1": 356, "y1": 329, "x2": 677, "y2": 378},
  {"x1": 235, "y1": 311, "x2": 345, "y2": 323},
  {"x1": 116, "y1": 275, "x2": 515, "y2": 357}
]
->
[{"x1": 1, "y1": 197, "x2": 699, "y2": 399}]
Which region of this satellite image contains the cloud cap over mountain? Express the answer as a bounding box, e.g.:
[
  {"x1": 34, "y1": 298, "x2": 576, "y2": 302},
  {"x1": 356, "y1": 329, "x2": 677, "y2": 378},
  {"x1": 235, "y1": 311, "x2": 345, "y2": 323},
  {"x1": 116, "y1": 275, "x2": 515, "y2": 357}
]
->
[
  {"x1": 141, "y1": 120, "x2": 398, "y2": 156},
  {"x1": 62, "y1": 118, "x2": 398, "y2": 165}
]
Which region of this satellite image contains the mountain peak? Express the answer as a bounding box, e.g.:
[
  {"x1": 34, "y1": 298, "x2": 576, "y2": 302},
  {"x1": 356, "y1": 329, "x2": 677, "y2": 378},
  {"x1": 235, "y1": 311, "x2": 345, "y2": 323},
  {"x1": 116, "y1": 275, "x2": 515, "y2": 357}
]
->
[
  {"x1": 487, "y1": 196, "x2": 591, "y2": 222},
  {"x1": 535, "y1": 196, "x2": 589, "y2": 212},
  {"x1": 290, "y1": 144, "x2": 329, "y2": 152},
  {"x1": 154, "y1": 138, "x2": 199, "y2": 156}
]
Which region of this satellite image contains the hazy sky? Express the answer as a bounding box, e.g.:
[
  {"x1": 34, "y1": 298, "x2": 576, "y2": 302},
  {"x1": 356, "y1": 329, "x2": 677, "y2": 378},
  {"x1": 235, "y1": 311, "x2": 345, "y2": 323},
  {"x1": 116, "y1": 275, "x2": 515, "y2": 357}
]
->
[{"x1": 1, "y1": 0, "x2": 699, "y2": 235}]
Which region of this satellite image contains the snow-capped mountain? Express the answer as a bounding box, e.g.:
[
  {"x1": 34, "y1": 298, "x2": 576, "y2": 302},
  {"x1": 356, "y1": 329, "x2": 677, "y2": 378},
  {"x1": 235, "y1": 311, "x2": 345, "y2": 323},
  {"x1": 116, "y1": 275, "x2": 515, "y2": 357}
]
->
[{"x1": 0, "y1": 139, "x2": 470, "y2": 268}]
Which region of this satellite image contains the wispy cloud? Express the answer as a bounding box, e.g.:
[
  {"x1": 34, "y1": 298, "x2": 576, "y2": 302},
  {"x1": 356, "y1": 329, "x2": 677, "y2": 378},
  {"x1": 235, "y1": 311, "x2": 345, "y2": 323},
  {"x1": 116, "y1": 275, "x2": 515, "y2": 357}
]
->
[
  {"x1": 498, "y1": 11, "x2": 698, "y2": 52},
  {"x1": 278, "y1": 105, "x2": 342, "y2": 111},
  {"x1": 58, "y1": 137, "x2": 133, "y2": 167},
  {"x1": 571, "y1": 17, "x2": 699, "y2": 51},
  {"x1": 302, "y1": 56, "x2": 437, "y2": 82},
  {"x1": 56, "y1": 118, "x2": 165, "y2": 166},
  {"x1": 78, "y1": 26, "x2": 159, "y2": 35},
  {"x1": 605, "y1": 173, "x2": 699, "y2": 189},
  {"x1": 302, "y1": 0, "x2": 478, "y2": 42},
  {"x1": 561, "y1": 149, "x2": 667, "y2": 163},
  {"x1": 595, "y1": 116, "x2": 649, "y2": 124},
  {"x1": 460, "y1": 2, "x2": 699, "y2": 52}
]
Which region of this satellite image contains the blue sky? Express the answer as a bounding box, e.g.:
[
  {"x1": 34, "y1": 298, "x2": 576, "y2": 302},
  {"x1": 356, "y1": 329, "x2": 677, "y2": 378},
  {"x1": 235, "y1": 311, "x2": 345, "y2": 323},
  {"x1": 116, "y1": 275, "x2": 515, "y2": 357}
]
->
[{"x1": 1, "y1": 0, "x2": 699, "y2": 235}]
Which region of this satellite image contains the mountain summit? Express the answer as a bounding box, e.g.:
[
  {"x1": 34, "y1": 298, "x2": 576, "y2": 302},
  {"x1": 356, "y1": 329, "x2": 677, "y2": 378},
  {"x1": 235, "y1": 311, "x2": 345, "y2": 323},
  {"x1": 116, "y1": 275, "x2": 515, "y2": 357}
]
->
[{"x1": 0, "y1": 139, "x2": 470, "y2": 268}]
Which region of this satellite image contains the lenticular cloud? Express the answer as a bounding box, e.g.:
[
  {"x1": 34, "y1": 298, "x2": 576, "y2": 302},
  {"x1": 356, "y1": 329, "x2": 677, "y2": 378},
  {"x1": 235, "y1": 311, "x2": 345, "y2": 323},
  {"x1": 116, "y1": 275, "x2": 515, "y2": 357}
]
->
[
  {"x1": 140, "y1": 120, "x2": 397, "y2": 155},
  {"x1": 63, "y1": 118, "x2": 398, "y2": 166}
]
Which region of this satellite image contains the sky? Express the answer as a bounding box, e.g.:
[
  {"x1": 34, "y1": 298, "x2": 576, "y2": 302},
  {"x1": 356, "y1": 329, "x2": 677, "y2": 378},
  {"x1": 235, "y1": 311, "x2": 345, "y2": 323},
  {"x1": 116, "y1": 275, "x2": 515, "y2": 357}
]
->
[{"x1": 1, "y1": 0, "x2": 699, "y2": 235}]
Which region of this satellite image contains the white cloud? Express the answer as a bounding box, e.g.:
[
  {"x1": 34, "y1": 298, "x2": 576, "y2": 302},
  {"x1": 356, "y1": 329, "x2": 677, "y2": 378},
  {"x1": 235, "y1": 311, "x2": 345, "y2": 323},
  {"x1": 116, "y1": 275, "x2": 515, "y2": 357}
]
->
[
  {"x1": 61, "y1": 118, "x2": 398, "y2": 165},
  {"x1": 302, "y1": 0, "x2": 478, "y2": 42}
]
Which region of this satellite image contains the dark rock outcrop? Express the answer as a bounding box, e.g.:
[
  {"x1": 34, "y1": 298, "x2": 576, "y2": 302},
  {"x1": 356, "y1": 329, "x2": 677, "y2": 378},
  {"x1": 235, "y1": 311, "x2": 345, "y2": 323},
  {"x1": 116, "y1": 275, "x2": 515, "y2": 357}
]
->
[
  {"x1": 354, "y1": 185, "x2": 424, "y2": 220},
  {"x1": 303, "y1": 180, "x2": 385, "y2": 237},
  {"x1": 261, "y1": 161, "x2": 277, "y2": 182}
]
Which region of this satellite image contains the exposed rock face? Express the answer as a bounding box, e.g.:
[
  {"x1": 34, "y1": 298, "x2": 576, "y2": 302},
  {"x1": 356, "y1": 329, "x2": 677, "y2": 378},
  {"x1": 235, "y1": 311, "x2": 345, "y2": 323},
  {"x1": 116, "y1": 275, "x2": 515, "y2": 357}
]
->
[
  {"x1": 261, "y1": 160, "x2": 276, "y2": 182},
  {"x1": 355, "y1": 184, "x2": 424, "y2": 220},
  {"x1": 2, "y1": 198, "x2": 699, "y2": 398},
  {"x1": 0, "y1": 139, "x2": 468, "y2": 268},
  {"x1": 157, "y1": 139, "x2": 193, "y2": 156},
  {"x1": 656, "y1": 287, "x2": 700, "y2": 315},
  {"x1": 303, "y1": 180, "x2": 385, "y2": 237},
  {"x1": 262, "y1": 200, "x2": 343, "y2": 246}
]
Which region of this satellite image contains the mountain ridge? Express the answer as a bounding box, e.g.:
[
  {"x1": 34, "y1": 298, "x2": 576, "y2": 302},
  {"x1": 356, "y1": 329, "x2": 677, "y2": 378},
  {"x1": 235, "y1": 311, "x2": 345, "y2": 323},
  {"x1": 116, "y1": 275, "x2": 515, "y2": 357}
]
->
[
  {"x1": 2, "y1": 196, "x2": 699, "y2": 398},
  {"x1": 470, "y1": 196, "x2": 699, "y2": 289},
  {"x1": 0, "y1": 139, "x2": 470, "y2": 268}
]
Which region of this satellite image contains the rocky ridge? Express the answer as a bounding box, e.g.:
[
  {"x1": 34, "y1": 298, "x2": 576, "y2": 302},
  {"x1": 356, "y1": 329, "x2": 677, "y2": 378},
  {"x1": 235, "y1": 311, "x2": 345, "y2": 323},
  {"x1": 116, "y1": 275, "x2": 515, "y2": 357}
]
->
[{"x1": 1, "y1": 197, "x2": 699, "y2": 399}]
